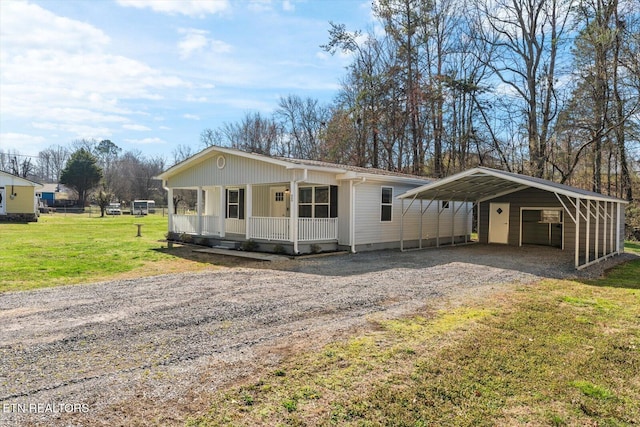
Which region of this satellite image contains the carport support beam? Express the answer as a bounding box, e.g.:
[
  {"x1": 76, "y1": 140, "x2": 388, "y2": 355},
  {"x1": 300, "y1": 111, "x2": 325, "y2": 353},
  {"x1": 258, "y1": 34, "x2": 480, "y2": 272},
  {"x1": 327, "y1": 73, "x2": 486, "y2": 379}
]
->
[{"x1": 575, "y1": 197, "x2": 580, "y2": 269}]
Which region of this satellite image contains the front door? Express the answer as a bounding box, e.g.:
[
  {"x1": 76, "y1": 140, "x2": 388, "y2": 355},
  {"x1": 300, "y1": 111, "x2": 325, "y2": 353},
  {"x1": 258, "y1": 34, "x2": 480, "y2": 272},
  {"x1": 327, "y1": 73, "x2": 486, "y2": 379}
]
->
[
  {"x1": 489, "y1": 202, "x2": 510, "y2": 244},
  {"x1": 270, "y1": 187, "x2": 288, "y2": 217},
  {"x1": 0, "y1": 187, "x2": 5, "y2": 215}
]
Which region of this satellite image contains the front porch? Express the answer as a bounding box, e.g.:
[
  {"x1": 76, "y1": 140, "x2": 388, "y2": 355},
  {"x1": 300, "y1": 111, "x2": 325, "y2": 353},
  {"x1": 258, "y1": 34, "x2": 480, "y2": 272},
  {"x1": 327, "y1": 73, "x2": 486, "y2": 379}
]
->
[{"x1": 167, "y1": 182, "x2": 340, "y2": 253}]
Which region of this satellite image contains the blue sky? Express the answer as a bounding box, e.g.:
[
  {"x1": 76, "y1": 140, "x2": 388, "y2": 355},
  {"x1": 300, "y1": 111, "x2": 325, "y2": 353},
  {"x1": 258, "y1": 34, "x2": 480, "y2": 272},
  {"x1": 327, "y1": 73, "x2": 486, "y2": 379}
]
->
[{"x1": 0, "y1": 0, "x2": 373, "y2": 160}]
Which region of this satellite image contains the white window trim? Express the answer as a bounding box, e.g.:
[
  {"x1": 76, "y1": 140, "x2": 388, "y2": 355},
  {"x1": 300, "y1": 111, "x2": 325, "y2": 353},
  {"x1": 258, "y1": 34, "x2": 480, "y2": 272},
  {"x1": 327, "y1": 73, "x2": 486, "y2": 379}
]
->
[{"x1": 381, "y1": 186, "x2": 393, "y2": 222}]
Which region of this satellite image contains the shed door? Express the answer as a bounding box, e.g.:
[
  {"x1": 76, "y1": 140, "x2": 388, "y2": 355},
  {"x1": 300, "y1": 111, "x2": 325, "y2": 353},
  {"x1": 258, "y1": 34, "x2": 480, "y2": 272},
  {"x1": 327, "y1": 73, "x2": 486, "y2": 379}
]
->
[
  {"x1": 0, "y1": 187, "x2": 5, "y2": 215},
  {"x1": 489, "y1": 202, "x2": 510, "y2": 244}
]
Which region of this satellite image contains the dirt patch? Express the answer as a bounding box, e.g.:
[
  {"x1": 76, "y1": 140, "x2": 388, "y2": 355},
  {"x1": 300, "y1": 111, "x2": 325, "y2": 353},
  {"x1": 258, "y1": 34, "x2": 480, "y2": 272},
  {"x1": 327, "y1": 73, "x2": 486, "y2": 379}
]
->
[{"x1": 0, "y1": 244, "x2": 634, "y2": 426}]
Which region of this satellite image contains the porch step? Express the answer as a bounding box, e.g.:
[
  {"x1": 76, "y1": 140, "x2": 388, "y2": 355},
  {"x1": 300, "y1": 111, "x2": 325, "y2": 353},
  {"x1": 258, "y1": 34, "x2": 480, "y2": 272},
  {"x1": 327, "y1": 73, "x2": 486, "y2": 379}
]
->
[{"x1": 214, "y1": 240, "x2": 241, "y2": 250}]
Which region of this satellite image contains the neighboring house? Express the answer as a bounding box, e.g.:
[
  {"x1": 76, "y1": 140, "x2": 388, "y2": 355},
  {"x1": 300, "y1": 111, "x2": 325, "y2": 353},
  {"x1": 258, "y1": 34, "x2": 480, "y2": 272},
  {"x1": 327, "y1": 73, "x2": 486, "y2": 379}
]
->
[
  {"x1": 0, "y1": 171, "x2": 42, "y2": 222},
  {"x1": 36, "y1": 183, "x2": 76, "y2": 208},
  {"x1": 156, "y1": 146, "x2": 472, "y2": 254},
  {"x1": 398, "y1": 167, "x2": 628, "y2": 269}
]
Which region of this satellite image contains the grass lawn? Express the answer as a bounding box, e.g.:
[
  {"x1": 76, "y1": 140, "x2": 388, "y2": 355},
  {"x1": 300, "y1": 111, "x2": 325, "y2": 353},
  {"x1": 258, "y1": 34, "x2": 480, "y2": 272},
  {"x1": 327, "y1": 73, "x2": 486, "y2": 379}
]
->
[
  {"x1": 0, "y1": 212, "x2": 226, "y2": 292},
  {"x1": 188, "y1": 250, "x2": 640, "y2": 426}
]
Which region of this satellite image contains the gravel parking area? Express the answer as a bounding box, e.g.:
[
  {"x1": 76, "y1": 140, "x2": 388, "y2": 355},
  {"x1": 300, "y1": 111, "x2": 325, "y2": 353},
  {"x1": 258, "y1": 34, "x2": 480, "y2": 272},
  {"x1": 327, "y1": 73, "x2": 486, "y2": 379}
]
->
[{"x1": 0, "y1": 244, "x2": 634, "y2": 426}]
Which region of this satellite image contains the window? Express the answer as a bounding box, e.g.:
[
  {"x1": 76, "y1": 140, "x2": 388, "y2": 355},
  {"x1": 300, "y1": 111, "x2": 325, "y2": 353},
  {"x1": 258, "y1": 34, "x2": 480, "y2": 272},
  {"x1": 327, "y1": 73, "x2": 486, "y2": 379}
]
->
[
  {"x1": 540, "y1": 210, "x2": 562, "y2": 223},
  {"x1": 274, "y1": 192, "x2": 284, "y2": 202},
  {"x1": 225, "y1": 189, "x2": 245, "y2": 219},
  {"x1": 227, "y1": 189, "x2": 239, "y2": 218},
  {"x1": 298, "y1": 186, "x2": 334, "y2": 218},
  {"x1": 381, "y1": 187, "x2": 393, "y2": 222},
  {"x1": 441, "y1": 201, "x2": 450, "y2": 209}
]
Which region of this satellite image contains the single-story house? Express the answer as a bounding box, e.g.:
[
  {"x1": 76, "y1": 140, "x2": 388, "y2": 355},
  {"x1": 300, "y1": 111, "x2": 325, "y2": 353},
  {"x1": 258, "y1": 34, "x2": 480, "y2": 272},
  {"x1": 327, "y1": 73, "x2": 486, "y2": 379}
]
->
[
  {"x1": 36, "y1": 183, "x2": 76, "y2": 208},
  {"x1": 0, "y1": 171, "x2": 42, "y2": 222},
  {"x1": 156, "y1": 146, "x2": 472, "y2": 254},
  {"x1": 398, "y1": 167, "x2": 627, "y2": 269}
]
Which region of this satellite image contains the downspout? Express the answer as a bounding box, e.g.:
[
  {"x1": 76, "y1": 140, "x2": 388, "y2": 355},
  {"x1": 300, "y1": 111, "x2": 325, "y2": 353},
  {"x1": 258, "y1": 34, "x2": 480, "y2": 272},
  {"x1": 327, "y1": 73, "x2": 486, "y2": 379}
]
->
[
  {"x1": 290, "y1": 168, "x2": 308, "y2": 255},
  {"x1": 350, "y1": 177, "x2": 367, "y2": 253}
]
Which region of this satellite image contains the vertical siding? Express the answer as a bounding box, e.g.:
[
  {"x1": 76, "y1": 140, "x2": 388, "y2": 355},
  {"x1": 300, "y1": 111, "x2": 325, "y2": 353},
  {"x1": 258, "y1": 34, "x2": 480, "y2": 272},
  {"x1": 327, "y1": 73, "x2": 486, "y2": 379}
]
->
[
  {"x1": 480, "y1": 188, "x2": 624, "y2": 262},
  {"x1": 354, "y1": 182, "x2": 470, "y2": 245}
]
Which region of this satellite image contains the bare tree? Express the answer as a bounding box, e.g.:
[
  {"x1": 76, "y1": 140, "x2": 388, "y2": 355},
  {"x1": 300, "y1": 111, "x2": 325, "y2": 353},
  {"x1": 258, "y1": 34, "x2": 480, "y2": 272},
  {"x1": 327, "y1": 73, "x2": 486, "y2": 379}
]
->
[{"x1": 472, "y1": 0, "x2": 573, "y2": 178}]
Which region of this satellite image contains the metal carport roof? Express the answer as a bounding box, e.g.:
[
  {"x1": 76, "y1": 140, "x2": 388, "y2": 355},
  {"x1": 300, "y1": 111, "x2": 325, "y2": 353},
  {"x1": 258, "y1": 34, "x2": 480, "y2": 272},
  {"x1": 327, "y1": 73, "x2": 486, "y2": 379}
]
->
[
  {"x1": 398, "y1": 167, "x2": 626, "y2": 204},
  {"x1": 397, "y1": 167, "x2": 628, "y2": 270}
]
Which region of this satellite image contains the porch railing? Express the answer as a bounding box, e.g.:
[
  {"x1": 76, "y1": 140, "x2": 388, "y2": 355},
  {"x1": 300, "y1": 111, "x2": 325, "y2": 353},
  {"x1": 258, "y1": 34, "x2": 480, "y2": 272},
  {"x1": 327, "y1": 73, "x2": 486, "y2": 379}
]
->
[
  {"x1": 172, "y1": 214, "x2": 220, "y2": 235},
  {"x1": 171, "y1": 214, "x2": 198, "y2": 234},
  {"x1": 298, "y1": 217, "x2": 339, "y2": 241},
  {"x1": 249, "y1": 217, "x2": 290, "y2": 241},
  {"x1": 171, "y1": 215, "x2": 338, "y2": 242},
  {"x1": 201, "y1": 215, "x2": 220, "y2": 235}
]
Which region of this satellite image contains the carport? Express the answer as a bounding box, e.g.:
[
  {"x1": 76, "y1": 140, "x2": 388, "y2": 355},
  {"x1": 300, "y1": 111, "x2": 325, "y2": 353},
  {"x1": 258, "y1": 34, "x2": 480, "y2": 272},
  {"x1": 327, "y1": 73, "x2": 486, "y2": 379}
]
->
[{"x1": 398, "y1": 167, "x2": 627, "y2": 269}]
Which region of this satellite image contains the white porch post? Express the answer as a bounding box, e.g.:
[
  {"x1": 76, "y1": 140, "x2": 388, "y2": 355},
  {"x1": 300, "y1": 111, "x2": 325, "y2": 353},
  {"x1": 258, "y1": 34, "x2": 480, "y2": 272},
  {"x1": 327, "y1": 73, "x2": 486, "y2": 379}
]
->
[
  {"x1": 167, "y1": 186, "x2": 174, "y2": 233},
  {"x1": 218, "y1": 186, "x2": 225, "y2": 238},
  {"x1": 196, "y1": 186, "x2": 203, "y2": 235},
  {"x1": 245, "y1": 184, "x2": 252, "y2": 238},
  {"x1": 290, "y1": 180, "x2": 299, "y2": 254}
]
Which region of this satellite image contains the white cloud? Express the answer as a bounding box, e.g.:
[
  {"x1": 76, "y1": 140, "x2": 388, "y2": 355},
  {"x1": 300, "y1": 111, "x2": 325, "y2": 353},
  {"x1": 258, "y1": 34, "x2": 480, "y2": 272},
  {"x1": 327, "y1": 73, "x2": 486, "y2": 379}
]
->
[
  {"x1": 0, "y1": 2, "x2": 110, "y2": 53},
  {"x1": 248, "y1": 0, "x2": 273, "y2": 13},
  {"x1": 178, "y1": 28, "x2": 232, "y2": 59},
  {"x1": 0, "y1": 1, "x2": 192, "y2": 151},
  {"x1": 282, "y1": 1, "x2": 295, "y2": 12},
  {"x1": 183, "y1": 114, "x2": 200, "y2": 120},
  {"x1": 0, "y1": 133, "x2": 46, "y2": 155},
  {"x1": 124, "y1": 137, "x2": 166, "y2": 145},
  {"x1": 123, "y1": 124, "x2": 152, "y2": 131},
  {"x1": 116, "y1": 0, "x2": 231, "y2": 17}
]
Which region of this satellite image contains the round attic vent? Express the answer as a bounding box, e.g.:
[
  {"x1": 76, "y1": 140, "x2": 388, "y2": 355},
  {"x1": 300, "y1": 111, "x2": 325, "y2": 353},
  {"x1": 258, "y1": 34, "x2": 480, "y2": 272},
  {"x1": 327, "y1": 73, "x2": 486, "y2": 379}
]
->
[{"x1": 216, "y1": 155, "x2": 226, "y2": 169}]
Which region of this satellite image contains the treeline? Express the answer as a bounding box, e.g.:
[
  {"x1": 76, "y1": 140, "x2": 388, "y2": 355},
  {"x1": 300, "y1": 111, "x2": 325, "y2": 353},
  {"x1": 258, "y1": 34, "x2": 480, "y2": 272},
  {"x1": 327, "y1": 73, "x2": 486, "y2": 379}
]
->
[
  {"x1": 0, "y1": 139, "x2": 165, "y2": 206},
  {"x1": 195, "y1": 0, "x2": 639, "y2": 201}
]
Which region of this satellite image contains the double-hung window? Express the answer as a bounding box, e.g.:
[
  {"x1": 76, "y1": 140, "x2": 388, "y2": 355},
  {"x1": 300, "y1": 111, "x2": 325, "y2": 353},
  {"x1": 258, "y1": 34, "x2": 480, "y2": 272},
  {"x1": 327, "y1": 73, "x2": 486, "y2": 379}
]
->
[
  {"x1": 381, "y1": 187, "x2": 393, "y2": 222},
  {"x1": 226, "y1": 188, "x2": 245, "y2": 219},
  {"x1": 298, "y1": 186, "x2": 336, "y2": 218}
]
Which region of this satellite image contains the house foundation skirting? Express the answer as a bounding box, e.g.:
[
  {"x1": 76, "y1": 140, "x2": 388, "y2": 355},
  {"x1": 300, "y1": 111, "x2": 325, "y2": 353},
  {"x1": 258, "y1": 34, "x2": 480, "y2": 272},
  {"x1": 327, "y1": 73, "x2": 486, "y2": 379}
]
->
[{"x1": 0, "y1": 213, "x2": 38, "y2": 222}]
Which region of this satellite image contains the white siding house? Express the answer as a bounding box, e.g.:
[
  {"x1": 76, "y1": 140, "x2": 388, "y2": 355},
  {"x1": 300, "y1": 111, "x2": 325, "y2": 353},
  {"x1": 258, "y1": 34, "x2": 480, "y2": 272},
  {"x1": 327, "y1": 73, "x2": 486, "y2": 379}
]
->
[{"x1": 156, "y1": 146, "x2": 472, "y2": 255}]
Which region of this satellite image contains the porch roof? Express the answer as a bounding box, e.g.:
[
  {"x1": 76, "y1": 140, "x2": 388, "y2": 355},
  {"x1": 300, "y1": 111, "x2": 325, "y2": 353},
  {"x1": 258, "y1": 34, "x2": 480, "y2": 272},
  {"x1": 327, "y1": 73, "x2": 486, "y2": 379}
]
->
[{"x1": 156, "y1": 145, "x2": 431, "y2": 185}]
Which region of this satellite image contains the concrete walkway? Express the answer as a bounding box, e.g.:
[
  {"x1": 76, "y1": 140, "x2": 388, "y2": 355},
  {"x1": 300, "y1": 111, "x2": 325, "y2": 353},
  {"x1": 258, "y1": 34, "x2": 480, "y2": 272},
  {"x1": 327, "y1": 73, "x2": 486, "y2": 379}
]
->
[{"x1": 192, "y1": 247, "x2": 291, "y2": 262}]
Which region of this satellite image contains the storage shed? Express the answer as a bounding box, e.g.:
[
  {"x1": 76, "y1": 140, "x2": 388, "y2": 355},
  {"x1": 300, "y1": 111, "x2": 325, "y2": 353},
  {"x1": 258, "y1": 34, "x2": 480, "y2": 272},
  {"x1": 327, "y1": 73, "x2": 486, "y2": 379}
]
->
[
  {"x1": 398, "y1": 167, "x2": 627, "y2": 269},
  {"x1": 0, "y1": 170, "x2": 42, "y2": 222}
]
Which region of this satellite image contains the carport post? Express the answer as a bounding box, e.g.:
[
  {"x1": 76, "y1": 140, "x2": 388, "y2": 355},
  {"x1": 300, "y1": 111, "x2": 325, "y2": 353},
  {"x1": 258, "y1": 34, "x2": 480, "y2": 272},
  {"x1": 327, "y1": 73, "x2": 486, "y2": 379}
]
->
[
  {"x1": 400, "y1": 198, "x2": 404, "y2": 251},
  {"x1": 419, "y1": 199, "x2": 423, "y2": 249},
  {"x1": 595, "y1": 200, "x2": 600, "y2": 259},
  {"x1": 616, "y1": 202, "x2": 621, "y2": 253},
  {"x1": 586, "y1": 199, "x2": 590, "y2": 264},
  {"x1": 611, "y1": 202, "x2": 615, "y2": 254},
  {"x1": 575, "y1": 197, "x2": 580, "y2": 269},
  {"x1": 436, "y1": 201, "x2": 440, "y2": 247},
  {"x1": 603, "y1": 202, "x2": 607, "y2": 256}
]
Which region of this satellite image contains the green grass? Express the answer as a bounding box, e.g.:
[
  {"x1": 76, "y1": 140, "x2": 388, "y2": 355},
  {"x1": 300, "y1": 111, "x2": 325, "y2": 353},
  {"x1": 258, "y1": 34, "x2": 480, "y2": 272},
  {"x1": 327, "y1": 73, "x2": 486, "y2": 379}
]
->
[
  {"x1": 0, "y1": 213, "x2": 186, "y2": 292},
  {"x1": 187, "y1": 251, "x2": 640, "y2": 426}
]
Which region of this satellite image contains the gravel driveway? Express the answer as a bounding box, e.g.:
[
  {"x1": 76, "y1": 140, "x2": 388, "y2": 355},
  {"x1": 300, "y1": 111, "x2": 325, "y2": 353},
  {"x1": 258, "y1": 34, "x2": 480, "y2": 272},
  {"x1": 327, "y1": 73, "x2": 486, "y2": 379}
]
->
[{"x1": 0, "y1": 244, "x2": 634, "y2": 426}]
